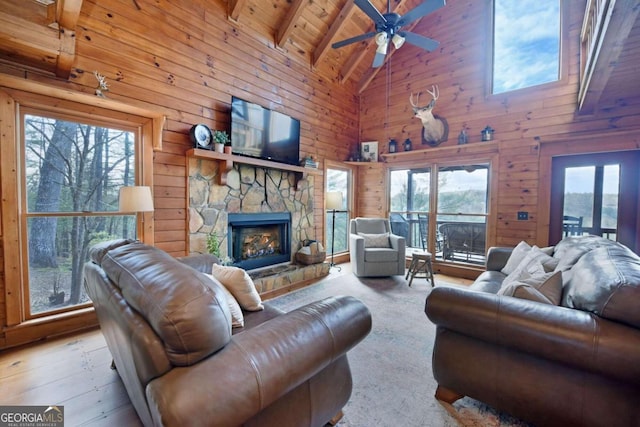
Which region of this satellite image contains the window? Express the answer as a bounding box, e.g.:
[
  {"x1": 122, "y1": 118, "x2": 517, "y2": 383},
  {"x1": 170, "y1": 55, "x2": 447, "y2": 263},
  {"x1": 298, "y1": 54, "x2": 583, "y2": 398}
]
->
[
  {"x1": 550, "y1": 150, "x2": 640, "y2": 249},
  {"x1": 325, "y1": 166, "x2": 352, "y2": 256},
  {"x1": 389, "y1": 169, "x2": 431, "y2": 250},
  {"x1": 389, "y1": 163, "x2": 490, "y2": 265},
  {"x1": 21, "y1": 110, "x2": 141, "y2": 317},
  {"x1": 492, "y1": 0, "x2": 561, "y2": 94}
]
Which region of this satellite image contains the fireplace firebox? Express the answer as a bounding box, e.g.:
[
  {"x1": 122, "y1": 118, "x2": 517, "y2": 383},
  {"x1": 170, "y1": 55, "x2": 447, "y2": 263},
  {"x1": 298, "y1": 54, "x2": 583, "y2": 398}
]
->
[{"x1": 227, "y1": 212, "x2": 292, "y2": 270}]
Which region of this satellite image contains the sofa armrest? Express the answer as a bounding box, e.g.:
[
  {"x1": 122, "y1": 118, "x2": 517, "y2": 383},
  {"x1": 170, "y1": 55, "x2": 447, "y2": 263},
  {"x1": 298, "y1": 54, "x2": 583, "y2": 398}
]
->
[
  {"x1": 146, "y1": 295, "x2": 372, "y2": 426},
  {"x1": 425, "y1": 286, "x2": 640, "y2": 385},
  {"x1": 485, "y1": 246, "x2": 513, "y2": 271}
]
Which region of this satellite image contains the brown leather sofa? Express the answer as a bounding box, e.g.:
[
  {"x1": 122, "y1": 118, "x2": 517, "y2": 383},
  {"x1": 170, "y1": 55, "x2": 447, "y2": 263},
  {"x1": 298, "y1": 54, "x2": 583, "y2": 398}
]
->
[
  {"x1": 83, "y1": 239, "x2": 372, "y2": 427},
  {"x1": 425, "y1": 235, "x2": 640, "y2": 427}
]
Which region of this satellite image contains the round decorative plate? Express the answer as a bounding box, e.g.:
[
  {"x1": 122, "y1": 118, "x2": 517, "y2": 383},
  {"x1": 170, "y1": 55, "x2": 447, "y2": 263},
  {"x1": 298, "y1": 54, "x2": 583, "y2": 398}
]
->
[{"x1": 189, "y1": 124, "x2": 212, "y2": 149}]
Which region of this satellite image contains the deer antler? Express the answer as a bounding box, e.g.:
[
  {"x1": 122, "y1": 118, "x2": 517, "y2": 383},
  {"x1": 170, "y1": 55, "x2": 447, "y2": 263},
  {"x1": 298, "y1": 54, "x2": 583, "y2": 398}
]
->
[
  {"x1": 426, "y1": 85, "x2": 439, "y2": 101},
  {"x1": 409, "y1": 92, "x2": 421, "y2": 108},
  {"x1": 410, "y1": 85, "x2": 440, "y2": 109}
]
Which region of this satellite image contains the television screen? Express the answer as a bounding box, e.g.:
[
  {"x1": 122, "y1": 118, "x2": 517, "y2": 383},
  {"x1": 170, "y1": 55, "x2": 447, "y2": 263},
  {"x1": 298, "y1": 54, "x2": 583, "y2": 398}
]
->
[{"x1": 230, "y1": 96, "x2": 301, "y2": 166}]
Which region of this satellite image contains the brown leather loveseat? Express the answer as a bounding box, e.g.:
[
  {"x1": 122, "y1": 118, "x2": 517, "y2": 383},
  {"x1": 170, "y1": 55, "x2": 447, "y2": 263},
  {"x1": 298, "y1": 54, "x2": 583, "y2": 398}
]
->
[
  {"x1": 83, "y1": 239, "x2": 372, "y2": 426},
  {"x1": 425, "y1": 235, "x2": 640, "y2": 427}
]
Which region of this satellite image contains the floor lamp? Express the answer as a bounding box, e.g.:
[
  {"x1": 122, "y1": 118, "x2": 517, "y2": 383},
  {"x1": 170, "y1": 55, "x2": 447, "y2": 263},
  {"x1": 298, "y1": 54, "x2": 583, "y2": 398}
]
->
[
  {"x1": 326, "y1": 191, "x2": 343, "y2": 271},
  {"x1": 119, "y1": 186, "x2": 154, "y2": 239}
]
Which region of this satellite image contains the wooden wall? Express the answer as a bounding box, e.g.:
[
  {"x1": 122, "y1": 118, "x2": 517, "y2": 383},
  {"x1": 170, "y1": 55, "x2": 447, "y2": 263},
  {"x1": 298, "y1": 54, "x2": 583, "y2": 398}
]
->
[
  {"x1": 357, "y1": 0, "x2": 640, "y2": 248},
  {"x1": 0, "y1": 0, "x2": 358, "y2": 347}
]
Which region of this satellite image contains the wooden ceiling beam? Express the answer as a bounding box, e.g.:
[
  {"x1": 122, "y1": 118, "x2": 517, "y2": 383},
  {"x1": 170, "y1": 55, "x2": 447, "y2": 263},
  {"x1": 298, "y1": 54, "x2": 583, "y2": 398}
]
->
[
  {"x1": 228, "y1": 0, "x2": 248, "y2": 23},
  {"x1": 312, "y1": 1, "x2": 357, "y2": 68},
  {"x1": 57, "y1": 0, "x2": 82, "y2": 28},
  {"x1": 276, "y1": 0, "x2": 308, "y2": 50},
  {"x1": 55, "y1": 0, "x2": 83, "y2": 79}
]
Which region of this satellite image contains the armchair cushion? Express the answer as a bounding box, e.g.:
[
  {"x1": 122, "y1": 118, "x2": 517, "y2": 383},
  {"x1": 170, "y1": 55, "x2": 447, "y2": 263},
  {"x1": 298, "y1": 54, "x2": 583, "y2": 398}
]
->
[{"x1": 358, "y1": 232, "x2": 391, "y2": 248}]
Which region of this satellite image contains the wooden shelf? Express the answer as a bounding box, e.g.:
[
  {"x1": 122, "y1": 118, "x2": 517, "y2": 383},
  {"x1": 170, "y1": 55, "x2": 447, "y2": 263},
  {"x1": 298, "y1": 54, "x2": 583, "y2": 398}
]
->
[
  {"x1": 186, "y1": 148, "x2": 322, "y2": 189},
  {"x1": 380, "y1": 141, "x2": 499, "y2": 164}
]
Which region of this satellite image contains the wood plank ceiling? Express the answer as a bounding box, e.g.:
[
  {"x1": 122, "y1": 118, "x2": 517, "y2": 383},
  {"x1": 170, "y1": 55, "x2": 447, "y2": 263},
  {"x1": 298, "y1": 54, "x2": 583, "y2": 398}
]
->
[{"x1": 0, "y1": 0, "x2": 639, "y2": 110}]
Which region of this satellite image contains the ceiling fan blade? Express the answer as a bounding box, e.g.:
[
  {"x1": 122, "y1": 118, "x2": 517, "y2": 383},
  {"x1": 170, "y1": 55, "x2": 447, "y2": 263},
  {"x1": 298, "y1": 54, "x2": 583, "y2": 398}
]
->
[
  {"x1": 372, "y1": 50, "x2": 387, "y2": 68},
  {"x1": 354, "y1": 0, "x2": 386, "y2": 27},
  {"x1": 400, "y1": 32, "x2": 440, "y2": 51},
  {"x1": 398, "y1": 0, "x2": 446, "y2": 27},
  {"x1": 332, "y1": 31, "x2": 377, "y2": 49}
]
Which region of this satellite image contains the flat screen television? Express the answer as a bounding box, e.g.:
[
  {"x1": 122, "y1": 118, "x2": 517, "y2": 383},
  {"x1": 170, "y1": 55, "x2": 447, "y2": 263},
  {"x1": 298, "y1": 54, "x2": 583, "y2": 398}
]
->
[{"x1": 230, "y1": 96, "x2": 301, "y2": 166}]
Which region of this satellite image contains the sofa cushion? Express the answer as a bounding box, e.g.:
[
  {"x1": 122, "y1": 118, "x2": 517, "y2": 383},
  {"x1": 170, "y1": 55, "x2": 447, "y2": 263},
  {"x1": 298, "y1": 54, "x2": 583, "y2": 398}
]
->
[
  {"x1": 562, "y1": 244, "x2": 640, "y2": 328},
  {"x1": 498, "y1": 271, "x2": 563, "y2": 305},
  {"x1": 100, "y1": 242, "x2": 232, "y2": 366},
  {"x1": 500, "y1": 240, "x2": 532, "y2": 275},
  {"x1": 204, "y1": 273, "x2": 244, "y2": 328},
  {"x1": 211, "y1": 264, "x2": 264, "y2": 311},
  {"x1": 89, "y1": 238, "x2": 136, "y2": 265},
  {"x1": 364, "y1": 248, "x2": 398, "y2": 262},
  {"x1": 358, "y1": 232, "x2": 391, "y2": 248},
  {"x1": 502, "y1": 245, "x2": 558, "y2": 287}
]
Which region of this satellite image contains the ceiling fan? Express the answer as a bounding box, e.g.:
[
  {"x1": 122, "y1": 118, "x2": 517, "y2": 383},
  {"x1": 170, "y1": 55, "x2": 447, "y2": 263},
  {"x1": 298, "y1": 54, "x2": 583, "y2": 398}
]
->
[{"x1": 332, "y1": 0, "x2": 445, "y2": 68}]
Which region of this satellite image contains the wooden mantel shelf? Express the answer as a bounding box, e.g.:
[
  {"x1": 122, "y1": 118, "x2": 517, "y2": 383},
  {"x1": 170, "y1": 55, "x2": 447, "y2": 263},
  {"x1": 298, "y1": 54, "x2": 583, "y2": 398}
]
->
[
  {"x1": 380, "y1": 141, "x2": 499, "y2": 164},
  {"x1": 186, "y1": 148, "x2": 322, "y2": 189}
]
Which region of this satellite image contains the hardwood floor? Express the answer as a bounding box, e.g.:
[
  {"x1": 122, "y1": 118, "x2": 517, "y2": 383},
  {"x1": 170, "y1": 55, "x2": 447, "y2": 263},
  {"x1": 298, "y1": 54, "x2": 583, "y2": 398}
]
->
[
  {"x1": 0, "y1": 328, "x2": 141, "y2": 426},
  {"x1": 0, "y1": 267, "x2": 470, "y2": 426}
]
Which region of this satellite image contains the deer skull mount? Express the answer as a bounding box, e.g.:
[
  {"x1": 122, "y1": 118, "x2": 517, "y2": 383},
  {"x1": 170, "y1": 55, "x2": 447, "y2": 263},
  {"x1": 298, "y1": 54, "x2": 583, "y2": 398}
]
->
[{"x1": 410, "y1": 85, "x2": 449, "y2": 147}]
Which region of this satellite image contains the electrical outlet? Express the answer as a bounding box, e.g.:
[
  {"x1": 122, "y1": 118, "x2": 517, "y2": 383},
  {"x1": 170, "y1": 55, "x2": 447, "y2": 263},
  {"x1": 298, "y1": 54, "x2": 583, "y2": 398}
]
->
[{"x1": 517, "y1": 211, "x2": 529, "y2": 221}]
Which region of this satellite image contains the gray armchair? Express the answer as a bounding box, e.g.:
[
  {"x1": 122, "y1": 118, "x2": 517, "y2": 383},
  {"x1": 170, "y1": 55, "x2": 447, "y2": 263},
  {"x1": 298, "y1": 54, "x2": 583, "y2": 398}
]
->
[{"x1": 350, "y1": 217, "x2": 406, "y2": 277}]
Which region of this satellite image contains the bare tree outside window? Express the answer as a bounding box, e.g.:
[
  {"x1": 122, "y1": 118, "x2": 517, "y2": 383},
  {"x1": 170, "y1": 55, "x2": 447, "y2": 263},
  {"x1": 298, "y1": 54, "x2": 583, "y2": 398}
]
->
[{"x1": 24, "y1": 114, "x2": 137, "y2": 315}]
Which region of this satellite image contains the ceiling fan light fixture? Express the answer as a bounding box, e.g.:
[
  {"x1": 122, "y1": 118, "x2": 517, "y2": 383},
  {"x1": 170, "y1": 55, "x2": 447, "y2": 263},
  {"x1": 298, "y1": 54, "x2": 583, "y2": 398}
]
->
[
  {"x1": 375, "y1": 31, "x2": 389, "y2": 54},
  {"x1": 392, "y1": 33, "x2": 405, "y2": 49}
]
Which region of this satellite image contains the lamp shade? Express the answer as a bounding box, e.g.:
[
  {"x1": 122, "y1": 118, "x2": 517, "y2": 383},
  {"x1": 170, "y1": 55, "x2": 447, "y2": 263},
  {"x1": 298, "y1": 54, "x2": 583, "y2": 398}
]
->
[
  {"x1": 119, "y1": 186, "x2": 154, "y2": 212},
  {"x1": 325, "y1": 191, "x2": 343, "y2": 210}
]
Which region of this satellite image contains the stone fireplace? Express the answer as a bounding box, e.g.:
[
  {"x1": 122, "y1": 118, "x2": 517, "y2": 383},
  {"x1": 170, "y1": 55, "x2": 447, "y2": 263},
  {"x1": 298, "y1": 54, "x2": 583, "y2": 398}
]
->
[
  {"x1": 228, "y1": 212, "x2": 291, "y2": 270},
  {"x1": 188, "y1": 158, "x2": 329, "y2": 297}
]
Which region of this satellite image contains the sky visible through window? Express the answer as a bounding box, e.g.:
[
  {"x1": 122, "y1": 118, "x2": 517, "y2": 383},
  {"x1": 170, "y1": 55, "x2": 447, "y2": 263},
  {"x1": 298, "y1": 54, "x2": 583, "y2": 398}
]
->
[{"x1": 493, "y1": 0, "x2": 560, "y2": 94}]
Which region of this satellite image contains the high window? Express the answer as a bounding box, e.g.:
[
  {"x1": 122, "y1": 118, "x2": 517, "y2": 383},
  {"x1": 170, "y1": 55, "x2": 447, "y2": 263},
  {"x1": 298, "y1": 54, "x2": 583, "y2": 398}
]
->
[{"x1": 492, "y1": 0, "x2": 561, "y2": 94}]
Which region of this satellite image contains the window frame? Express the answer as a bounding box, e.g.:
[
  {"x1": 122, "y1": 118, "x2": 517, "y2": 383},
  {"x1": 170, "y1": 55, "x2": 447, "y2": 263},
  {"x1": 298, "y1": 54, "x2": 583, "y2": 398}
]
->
[
  {"x1": 19, "y1": 106, "x2": 146, "y2": 319},
  {"x1": 324, "y1": 161, "x2": 355, "y2": 259},
  {"x1": 487, "y1": 0, "x2": 570, "y2": 98},
  {"x1": 386, "y1": 150, "x2": 498, "y2": 268},
  {"x1": 1, "y1": 78, "x2": 160, "y2": 344}
]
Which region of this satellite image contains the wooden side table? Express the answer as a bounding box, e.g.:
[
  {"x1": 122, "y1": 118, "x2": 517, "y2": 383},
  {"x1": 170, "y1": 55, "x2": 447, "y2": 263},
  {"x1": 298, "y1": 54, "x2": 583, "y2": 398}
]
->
[{"x1": 405, "y1": 252, "x2": 435, "y2": 287}]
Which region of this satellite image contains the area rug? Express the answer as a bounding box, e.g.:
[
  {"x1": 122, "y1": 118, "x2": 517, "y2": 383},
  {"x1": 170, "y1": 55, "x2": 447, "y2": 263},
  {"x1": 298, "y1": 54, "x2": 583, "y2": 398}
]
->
[{"x1": 268, "y1": 269, "x2": 532, "y2": 427}]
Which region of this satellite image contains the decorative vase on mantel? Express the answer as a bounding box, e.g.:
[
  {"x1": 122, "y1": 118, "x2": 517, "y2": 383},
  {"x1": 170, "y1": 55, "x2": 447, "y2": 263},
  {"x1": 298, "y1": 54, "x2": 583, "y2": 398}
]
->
[{"x1": 212, "y1": 130, "x2": 230, "y2": 154}]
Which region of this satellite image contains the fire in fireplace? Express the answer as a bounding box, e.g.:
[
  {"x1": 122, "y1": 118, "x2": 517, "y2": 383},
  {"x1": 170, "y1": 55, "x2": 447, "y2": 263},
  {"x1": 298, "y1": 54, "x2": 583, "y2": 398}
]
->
[{"x1": 227, "y1": 212, "x2": 291, "y2": 270}]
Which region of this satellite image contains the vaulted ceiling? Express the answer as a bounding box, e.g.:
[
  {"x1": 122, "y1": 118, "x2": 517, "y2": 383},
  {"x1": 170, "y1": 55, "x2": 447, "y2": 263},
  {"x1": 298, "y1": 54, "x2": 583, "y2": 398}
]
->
[
  {"x1": 227, "y1": 0, "x2": 435, "y2": 93},
  {"x1": 1, "y1": 0, "x2": 639, "y2": 111}
]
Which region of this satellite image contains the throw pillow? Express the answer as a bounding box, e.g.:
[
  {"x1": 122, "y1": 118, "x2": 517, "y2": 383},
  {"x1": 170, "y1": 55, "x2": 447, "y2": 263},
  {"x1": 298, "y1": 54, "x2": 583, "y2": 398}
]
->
[
  {"x1": 358, "y1": 232, "x2": 391, "y2": 248},
  {"x1": 502, "y1": 246, "x2": 559, "y2": 287},
  {"x1": 211, "y1": 264, "x2": 264, "y2": 311},
  {"x1": 501, "y1": 241, "x2": 532, "y2": 275},
  {"x1": 203, "y1": 273, "x2": 244, "y2": 328},
  {"x1": 498, "y1": 271, "x2": 563, "y2": 305}
]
